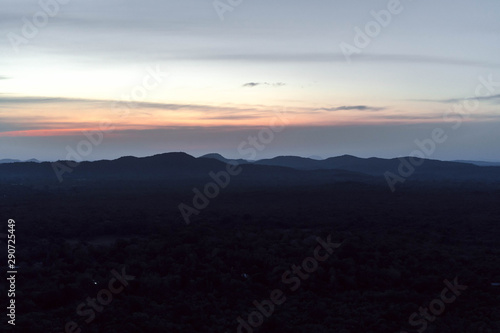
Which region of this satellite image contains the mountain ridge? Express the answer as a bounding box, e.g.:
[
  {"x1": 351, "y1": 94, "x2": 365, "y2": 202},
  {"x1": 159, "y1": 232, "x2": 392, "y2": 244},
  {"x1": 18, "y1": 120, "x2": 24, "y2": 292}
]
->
[{"x1": 1, "y1": 152, "x2": 500, "y2": 185}]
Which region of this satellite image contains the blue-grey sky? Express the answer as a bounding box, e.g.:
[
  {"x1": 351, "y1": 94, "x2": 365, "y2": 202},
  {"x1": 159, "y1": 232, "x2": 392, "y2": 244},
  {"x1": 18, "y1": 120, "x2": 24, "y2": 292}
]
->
[{"x1": 1, "y1": 0, "x2": 499, "y2": 161}]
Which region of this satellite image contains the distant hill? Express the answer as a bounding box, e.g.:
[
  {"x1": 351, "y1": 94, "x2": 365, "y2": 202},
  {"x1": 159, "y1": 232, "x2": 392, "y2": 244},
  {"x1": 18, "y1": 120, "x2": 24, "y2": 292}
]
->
[
  {"x1": 1, "y1": 152, "x2": 500, "y2": 186},
  {"x1": 253, "y1": 154, "x2": 459, "y2": 173},
  {"x1": 198, "y1": 153, "x2": 247, "y2": 165},
  {"x1": 254, "y1": 154, "x2": 500, "y2": 181},
  {"x1": 0, "y1": 152, "x2": 373, "y2": 186},
  {"x1": 453, "y1": 160, "x2": 500, "y2": 167},
  {"x1": 0, "y1": 158, "x2": 40, "y2": 164},
  {"x1": 254, "y1": 155, "x2": 325, "y2": 169},
  {"x1": 0, "y1": 159, "x2": 20, "y2": 164},
  {"x1": 254, "y1": 154, "x2": 367, "y2": 170}
]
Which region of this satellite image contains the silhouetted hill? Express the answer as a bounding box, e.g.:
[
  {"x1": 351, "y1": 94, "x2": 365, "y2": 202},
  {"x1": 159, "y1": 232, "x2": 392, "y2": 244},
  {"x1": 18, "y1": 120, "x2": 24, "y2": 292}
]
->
[
  {"x1": 64, "y1": 152, "x2": 227, "y2": 181},
  {"x1": 0, "y1": 158, "x2": 40, "y2": 164},
  {"x1": 199, "y1": 153, "x2": 247, "y2": 165},
  {"x1": 254, "y1": 154, "x2": 500, "y2": 181},
  {"x1": 1, "y1": 152, "x2": 500, "y2": 186},
  {"x1": 254, "y1": 154, "x2": 373, "y2": 170},
  {"x1": 454, "y1": 160, "x2": 500, "y2": 167},
  {"x1": 254, "y1": 155, "x2": 326, "y2": 169},
  {"x1": 0, "y1": 159, "x2": 21, "y2": 164}
]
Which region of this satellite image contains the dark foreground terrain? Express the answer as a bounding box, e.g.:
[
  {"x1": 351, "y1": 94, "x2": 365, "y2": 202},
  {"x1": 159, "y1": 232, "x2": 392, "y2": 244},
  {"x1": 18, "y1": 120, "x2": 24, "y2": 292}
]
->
[{"x1": 1, "y1": 153, "x2": 499, "y2": 332}]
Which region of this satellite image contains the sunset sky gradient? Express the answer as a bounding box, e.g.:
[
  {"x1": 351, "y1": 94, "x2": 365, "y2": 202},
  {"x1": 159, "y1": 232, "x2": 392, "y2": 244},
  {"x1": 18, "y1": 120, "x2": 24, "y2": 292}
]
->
[{"x1": 1, "y1": 0, "x2": 499, "y2": 161}]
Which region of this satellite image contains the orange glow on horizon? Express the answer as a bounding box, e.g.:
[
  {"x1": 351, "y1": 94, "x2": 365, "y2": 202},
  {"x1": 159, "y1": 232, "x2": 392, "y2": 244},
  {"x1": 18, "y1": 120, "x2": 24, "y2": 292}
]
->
[
  {"x1": 0, "y1": 102, "x2": 454, "y2": 138},
  {"x1": 0, "y1": 128, "x2": 109, "y2": 137}
]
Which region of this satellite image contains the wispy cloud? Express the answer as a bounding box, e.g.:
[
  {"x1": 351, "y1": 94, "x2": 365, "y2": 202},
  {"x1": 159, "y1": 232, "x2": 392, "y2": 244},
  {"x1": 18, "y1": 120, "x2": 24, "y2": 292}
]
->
[
  {"x1": 0, "y1": 76, "x2": 10, "y2": 80},
  {"x1": 0, "y1": 95, "x2": 258, "y2": 113},
  {"x1": 318, "y1": 105, "x2": 386, "y2": 112},
  {"x1": 0, "y1": 95, "x2": 285, "y2": 134},
  {"x1": 186, "y1": 53, "x2": 500, "y2": 68},
  {"x1": 350, "y1": 54, "x2": 499, "y2": 68},
  {"x1": 440, "y1": 94, "x2": 500, "y2": 104},
  {"x1": 202, "y1": 114, "x2": 262, "y2": 120},
  {"x1": 242, "y1": 82, "x2": 286, "y2": 88},
  {"x1": 412, "y1": 94, "x2": 500, "y2": 104},
  {"x1": 0, "y1": 96, "x2": 97, "y2": 105}
]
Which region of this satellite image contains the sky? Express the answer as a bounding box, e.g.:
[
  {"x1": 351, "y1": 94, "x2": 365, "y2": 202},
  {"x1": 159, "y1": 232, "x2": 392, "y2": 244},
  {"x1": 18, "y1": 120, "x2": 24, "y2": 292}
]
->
[{"x1": 1, "y1": 0, "x2": 499, "y2": 161}]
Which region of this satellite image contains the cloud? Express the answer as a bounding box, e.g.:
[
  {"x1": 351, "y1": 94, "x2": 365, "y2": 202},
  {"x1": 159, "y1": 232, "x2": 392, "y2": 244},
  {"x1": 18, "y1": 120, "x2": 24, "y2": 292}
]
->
[
  {"x1": 243, "y1": 82, "x2": 259, "y2": 87},
  {"x1": 188, "y1": 53, "x2": 500, "y2": 68},
  {"x1": 413, "y1": 94, "x2": 500, "y2": 104},
  {"x1": 0, "y1": 95, "x2": 258, "y2": 113},
  {"x1": 202, "y1": 114, "x2": 262, "y2": 120},
  {"x1": 318, "y1": 105, "x2": 386, "y2": 112},
  {"x1": 350, "y1": 54, "x2": 500, "y2": 68},
  {"x1": 0, "y1": 94, "x2": 284, "y2": 133},
  {"x1": 0, "y1": 96, "x2": 95, "y2": 105},
  {"x1": 242, "y1": 82, "x2": 286, "y2": 88},
  {"x1": 0, "y1": 76, "x2": 10, "y2": 80},
  {"x1": 441, "y1": 94, "x2": 500, "y2": 104}
]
